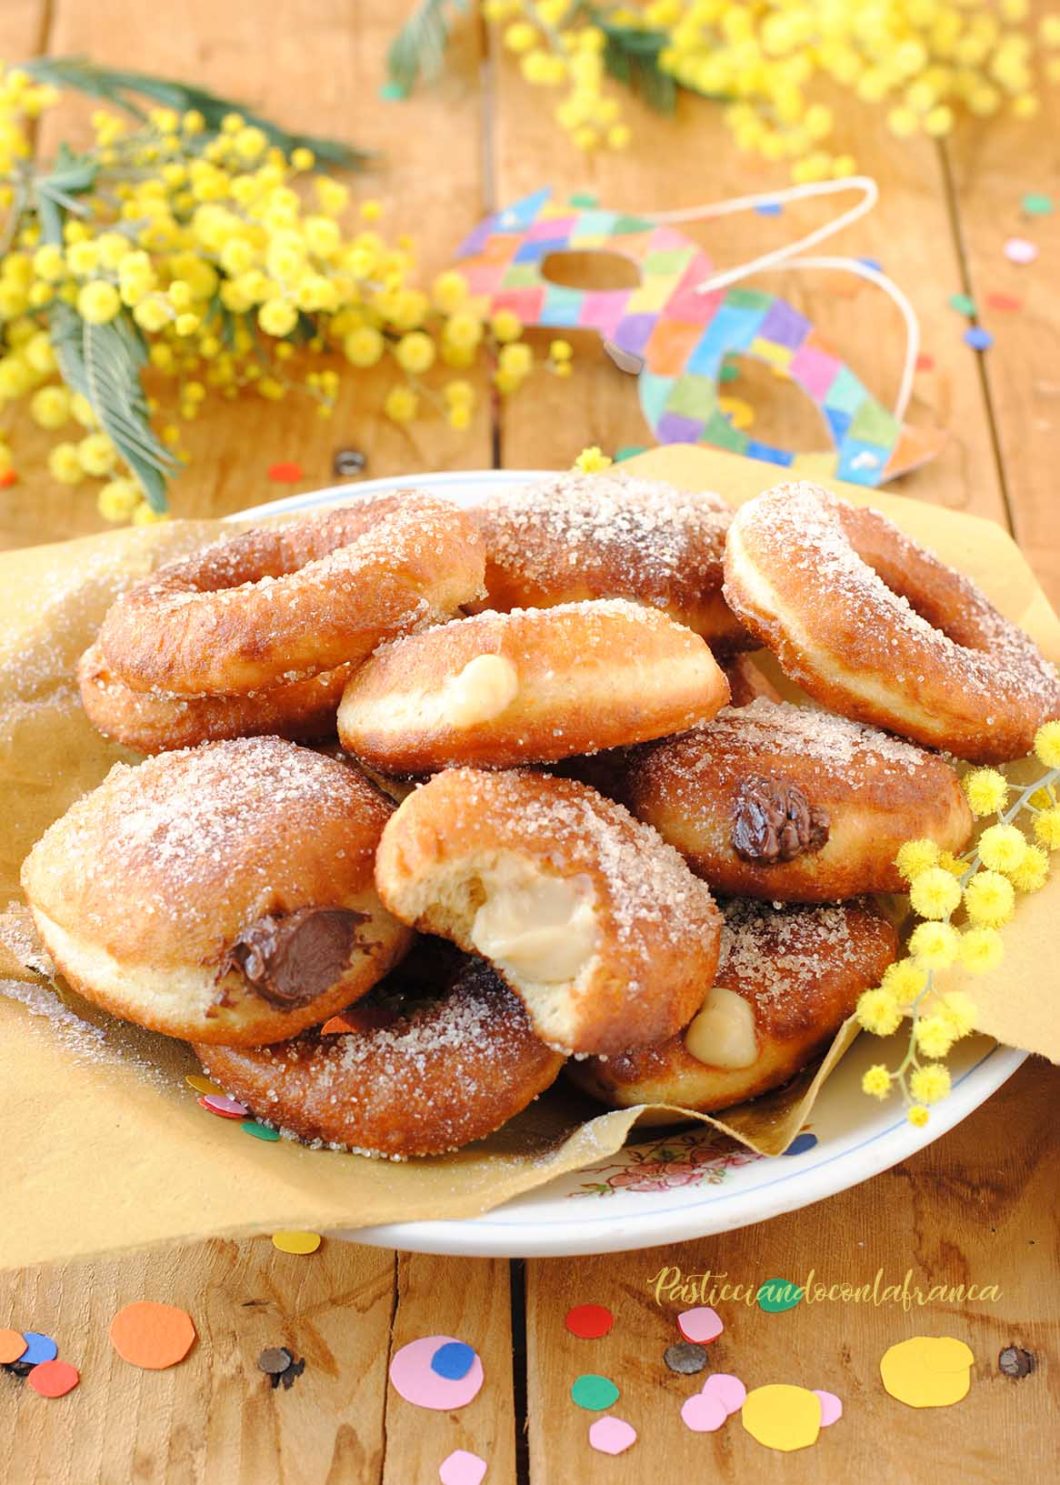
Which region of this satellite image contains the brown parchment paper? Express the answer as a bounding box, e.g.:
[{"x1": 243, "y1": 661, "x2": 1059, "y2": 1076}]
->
[{"x1": 1, "y1": 445, "x2": 1057, "y2": 1271}]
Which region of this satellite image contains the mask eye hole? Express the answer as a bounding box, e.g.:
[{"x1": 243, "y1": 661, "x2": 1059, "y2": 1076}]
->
[{"x1": 539, "y1": 250, "x2": 640, "y2": 292}]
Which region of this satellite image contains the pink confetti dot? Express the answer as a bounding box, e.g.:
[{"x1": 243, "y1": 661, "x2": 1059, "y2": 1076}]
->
[
  {"x1": 588, "y1": 1416, "x2": 638, "y2": 1455},
  {"x1": 677, "y1": 1306, "x2": 723, "y2": 1344},
  {"x1": 813, "y1": 1389, "x2": 843, "y2": 1426},
  {"x1": 439, "y1": 1449, "x2": 488, "y2": 1485},
  {"x1": 1004, "y1": 237, "x2": 1038, "y2": 264},
  {"x1": 703, "y1": 1372, "x2": 747, "y2": 1416},
  {"x1": 680, "y1": 1390, "x2": 728, "y2": 1432},
  {"x1": 389, "y1": 1336, "x2": 484, "y2": 1411},
  {"x1": 199, "y1": 1093, "x2": 248, "y2": 1119}
]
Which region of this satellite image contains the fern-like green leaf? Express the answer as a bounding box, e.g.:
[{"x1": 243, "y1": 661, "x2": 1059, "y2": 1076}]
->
[{"x1": 387, "y1": 0, "x2": 466, "y2": 96}]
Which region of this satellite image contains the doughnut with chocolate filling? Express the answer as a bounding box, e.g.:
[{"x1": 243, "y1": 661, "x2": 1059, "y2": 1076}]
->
[
  {"x1": 196, "y1": 953, "x2": 565, "y2": 1158},
  {"x1": 623, "y1": 698, "x2": 973, "y2": 900},
  {"x1": 21, "y1": 737, "x2": 410, "y2": 1044},
  {"x1": 723, "y1": 481, "x2": 1060, "y2": 762},
  {"x1": 568, "y1": 897, "x2": 897, "y2": 1120},
  {"x1": 337, "y1": 599, "x2": 731, "y2": 773},
  {"x1": 470, "y1": 471, "x2": 751, "y2": 651},
  {"x1": 374, "y1": 767, "x2": 723, "y2": 1055},
  {"x1": 98, "y1": 491, "x2": 486, "y2": 697}
]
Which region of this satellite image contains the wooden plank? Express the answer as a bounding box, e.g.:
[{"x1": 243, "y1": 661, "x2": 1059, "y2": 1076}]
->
[
  {"x1": 0, "y1": 1237, "x2": 396, "y2": 1485},
  {"x1": 525, "y1": 1059, "x2": 1058, "y2": 1484},
  {"x1": 0, "y1": 0, "x2": 492, "y2": 549},
  {"x1": 489, "y1": 51, "x2": 1008, "y2": 526}
]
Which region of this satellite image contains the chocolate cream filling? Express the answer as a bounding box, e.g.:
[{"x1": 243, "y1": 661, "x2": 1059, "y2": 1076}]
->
[
  {"x1": 223, "y1": 907, "x2": 367, "y2": 1007},
  {"x1": 730, "y1": 774, "x2": 830, "y2": 865}
]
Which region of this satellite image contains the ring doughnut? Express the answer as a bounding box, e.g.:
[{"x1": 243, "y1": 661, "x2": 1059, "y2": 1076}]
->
[
  {"x1": 98, "y1": 492, "x2": 486, "y2": 697},
  {"x1": 723, "y1": 481, "x2": 1060, "y2": 762},
  {"x1": 337, "y1": 599, "x2": 731, "y2": 773},
  {"x1": 374, "y1": 767, "x2": 723, "y2": 1055},
  {"x1": 623, "y1": 698, "x2": 973, "y2": 900},
  {"x1": 196, "y1": 953, "x2": 565, "y2": 1158},
  {"x1": 568, "y1": 897, "x2": 897, "y2": 1119},
  {"x1": 78, "y1": 643, "x2": 351, "y2": 754},
  {"x1": 470, "y1": 471, "x2": 751, "y2": 651},
  {"x1": 21, "y1": 737, "x2": 411, "y2": 1045}
]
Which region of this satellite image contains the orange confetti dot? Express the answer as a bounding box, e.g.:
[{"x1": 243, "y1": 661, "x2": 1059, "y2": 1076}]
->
[
  {"x1": 321, "y1": 1004, "x2": 400, "y2": 1035},
  {"x1": 0, "y1": 469, "x2": 17, "y2": 488},
  {"x1": 109, "y1": 1302, "x2": 196, "y2": 1370},
  {"x1": 0, "y1": 1328, "x2": 27, "y2": 1363},
  {"x1": 27, "y1": 1359, "x2": 80, "y2": 1397},
  {"x1": 271, "y1": 1231, "x2": 322, "y2": 1255}
]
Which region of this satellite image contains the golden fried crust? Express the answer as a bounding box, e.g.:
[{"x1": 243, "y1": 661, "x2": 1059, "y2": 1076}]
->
[
  {"x1": 21, "y1": 737, "x2": 411, "y2": 1044},
  {"x1": 568, "y1": 898, "x2": 897, "y2": 1117},
  {"x1": 374, "y1": 767, "x2": 723, "y2": 1056},
  {"x1": 337, "y1": 599, "x2": 731, "y2": 773},
  {"x1": 195, "y1": 957, "x2": 565, "y2": 1158},
  {"x1": 78, "y1": 643, "x2": 350, "y2": 754},
  {"x1": 624, "y1": 699, "x2": 973, "y2": 900},
  {"x1": 723, "y1": 482, "x2": 1060, "y2": 763},
  {"x1": 468, "y1": 471, "x2": 751, "y2": 651},
  {"x1": 98, "y1": 492, "x2": 486, "y2": 697},
  {"x1": 720, "y1": 653, "x2": 783, "y2": 707}
]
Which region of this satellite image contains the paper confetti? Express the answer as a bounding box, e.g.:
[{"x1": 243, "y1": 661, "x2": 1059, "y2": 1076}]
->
[
  {"x1": 677, "y1": 1307, "x2": 723, "y2": 1344},
  {"x1": 754, "y1": 201, "x2": 783, "y2": 216},
  {"x1": 880, "y1": 1336, "x2": 974, "y2": 1409},
  {"x1": 241, "y1": 1120, "x2": 280, "y2": 1141},
  {"x1": 439, "y1": 1451, "x2": 488, "y2": 1485},
  {"x1": 742, "y1": 1384, "x2": 822, "y2": 1452},
  {"x1": 998, "y1": 1346, "x2": 1035, "y2": 1378},
  {"x1": 948, "y1": 293, "x2": 976, "y2": 317},
  {"x1": 663, "y1": 1341, "x2": 707, "y2": 1375},
  {"x1": 915, "y1": 353, "x2": 936, "y2": 372},
  {"x1": 782, "y1": 1132, "x2": 818, "y2": 1156},
  {"x1": 813, "y1": 1389, "x2": 843, "y2": 1426},
  {"x1": 0, "y1": 1328, "x2": 28, "y2": 1364},
  {"x1": 680, "y1": 1390, "x2": 727, "y2": 1433},
  {"x1": 332, "y1": 448, "x2": 366, "y2": 477},
  {"x1": 718, "y1": 396, "x2": 754, "y2": 430},
  {"x1": 565, "y1": 1304, "x2": 613, "y2": 1340},
  {"x1": 267, "y1": 461, "x2": 304, "y2": 483},
  {"x1": 19, "y1": 1332, "x2": 58, "y2": 1366},
  {"x1": 109, "y1": 1301, "x2": 196, "y2": 1371},
  {"x1": 258, "y1": 1346, "x2": 293, "y2": 1375},
  {"x1": 985, "y1": 292, "x2": 1021, "y2": 312},
  {"x1": 26, "y1": 1359, "x2": 80, "y2": 1398},
  {"x1": 431, "y1": 1341, "x2": 476, "y2": 1381},
  {"x1": 199, "y1": 1094, "x2": 249, "y2": 1120},
  {"x1": 571, "y1": 1373, "x2": 620, "y2": 1411},
  {"x1": 1004, "y1": 237, "x2": 1038, "y2": 265},
  {"x1": 588, "y1": 1416, "x2": 637, "y2": 1455},
  {"x1": 389, "y1": 1336, "x2": 484, "y2": 1410},
  {"x1": 271, "y1": 1231, "x2": 322, "y2": 1256},
  {"x1": 703, "y1": 1373, "x2": 747, "y2": 1415},
  {"x1": 185, "y1": 1074, "x2": 223, "y2": 1096},
  {"x1": 964, "y1": 327, "x2": 994, "y2": 351},
  {"x1": 1021, "y1": 193, "x2": 1053, "y2": 216}
]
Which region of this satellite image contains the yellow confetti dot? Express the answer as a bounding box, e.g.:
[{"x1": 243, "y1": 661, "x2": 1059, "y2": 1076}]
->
[
  {"x1": 718, "y1": 395, "x2": 755, "y2": 430},
  {"x1": 185, "y1": 1074, "x2": 223, "y2": 1096},
  {"x1": 880, "y1": 1336, "x2": 974, "y2": 1408},
  {"x1": 271, "y1": 1231, "x2": 322, "y2": 1256},
  {"x1": 741, "y1": 1383, "x2": 821, "y2": 1451}
]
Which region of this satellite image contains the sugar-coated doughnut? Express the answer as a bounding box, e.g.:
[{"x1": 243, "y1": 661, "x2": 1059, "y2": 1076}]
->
[
  {"x1": 21, "y1": 737, "x2": 411, "y2": 1045},
  {"x1": 337, "y1": 599, "x2": 731, "y2": 773},
  {"x1": 196, "y1": 952, "x2": 565, "y2": 1158},
  {"x1": 374, "y1": 767, "x2": 722, "y2": 1055},
  {"x1": 470, "y1": 471, "x2": 751, "y2": 651},
  {"x1": 78, "y1": 642, "x2": 351, "y2": 754},
  {"x1": 723, "y1": 481, "x2": 1060, "y2": 762},
  {"x1": 720, "y1": 652, "x2": 783, "y2": 708},
  {"x1": 623, "y1": 698, "x2": 973, "y2": 900},
  {"x1": 98, "y1": 492, "x2": 486, "y2": 697},
  {"x1": 568, "y1": 897, "x2": 897, "y2": 1119}
]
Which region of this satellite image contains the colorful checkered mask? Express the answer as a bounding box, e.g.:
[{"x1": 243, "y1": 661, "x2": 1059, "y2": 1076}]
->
[{"x1": 455, "y1": 188, "x2": 944, "y2": 486}]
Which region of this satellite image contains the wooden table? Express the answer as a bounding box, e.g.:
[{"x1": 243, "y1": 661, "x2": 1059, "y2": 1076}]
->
[{"x1": 1, "y1": 3, "x2": 1057, "y2": 1481}]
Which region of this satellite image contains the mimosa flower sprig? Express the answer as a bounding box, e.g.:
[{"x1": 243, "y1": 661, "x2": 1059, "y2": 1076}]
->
[
  {"x1": 857, "y1": 721, "x2": 1060, "y2": 1126},
  {"x1": 0, "y1": 59, "x2": 559, "y2": 521},
  {"x1": 390, "y1": 0, "x2": 1060, "y2": 179}
]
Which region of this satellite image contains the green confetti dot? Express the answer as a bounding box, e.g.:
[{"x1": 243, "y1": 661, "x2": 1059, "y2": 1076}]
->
[
  {"x1": 614, "y1": 445, "x2": 647, "y2": 462},
  {"x1": 379, "y1": 81, "x2": 407, "y2": 102},
  {"x1": 568, "y1": 191, "x2": 599, "y2": 208},
  {"x1": 241, "y1": 1120, "x2": 280, "y2": 1142},
  {"x1": 571, "y1": 1373, "x2": 620, "y2": 1411},
  {"x1": 948, "y1": 293, "x2": 976, "y2": 317},
  {"x1": 720, "y1": 361, "x2": 741, "y2": 384},
  {"x1": 756, "y1": 1277, "x2": 804, "y2": 1312},
  {"x1": 1021, "y1": 192, "x2": 1053, "y2": 216}
]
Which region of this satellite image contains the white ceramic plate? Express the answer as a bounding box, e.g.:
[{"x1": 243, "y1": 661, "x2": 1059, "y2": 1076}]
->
[{"x1": 236, "y1": 469, "x2": 1025, "y2": 1257}]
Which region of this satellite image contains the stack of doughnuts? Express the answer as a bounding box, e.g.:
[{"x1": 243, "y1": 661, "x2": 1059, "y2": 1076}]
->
[{"x1": 21, "y1": 471, "x2": 1060, "y2": 1159}]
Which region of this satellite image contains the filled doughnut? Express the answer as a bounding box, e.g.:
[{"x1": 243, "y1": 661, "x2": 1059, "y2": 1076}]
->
[
  {"x1": 568, "y1": 897, "x2": 897, "y2": 1119},
  {"x1": 21, "y1": 737, "x2": 411, "y2": 1045},
  {"x1": 337, "y1": 599, "x2": 731, "y2": 773},
  {"x1": 196, "y1": 952, "x2": 565, "y2": 1158},
  {"x1": 470, "y1": 471, "x2": 751, "y2": 651},
  {"x1": 98, "y1": 492, "x2": 486, "y2": 697},
  {"x1": 374, "y1": 767, "x2": 723, "y2": 1055},
  {"x1": 623, "y1": 698, "x2": 973, "y2": 900},
  {"x1": 723, "y1": 481, "x2": 1060, "y2": 762},
  {"x1": 78, "y1": 643, "x2": 351, "y2": 754}
]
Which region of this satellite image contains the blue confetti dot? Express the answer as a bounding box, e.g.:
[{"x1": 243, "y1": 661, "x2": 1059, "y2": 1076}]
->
[
  {"x1": 19, "y1": 1332, "x2": 58, "y2": 1366},
  {"x1": 964, "y1": 326, "x2": 994, "y2": 351},
  {"x1": 783, "y1": 1132, "x2": 818, "y2": 1157},
  {"x1": 858, "y1": 256, "x2": 884, "y2": 273},
  {"x1": 430, "y1": 1340, "x2": 476, "y2": 1380},
  {"x1": 754, "y1": 201, "x2": 782, "y2": 216}
]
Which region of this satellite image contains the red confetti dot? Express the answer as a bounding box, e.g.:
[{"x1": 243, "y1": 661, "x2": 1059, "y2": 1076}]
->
[
  {"x1": 27, "y1": 1359, "x2": 80, "y2": 1398},
  {"x1": 985, "y1": 292, "x2": 1022, "y2": 312},
  {"x1": 565, "y1": 1304, "x2": 614, "y2": 1339},
  {"x1": 267, "y1": 461, "x2": 304, "y2": 483},
  {"x1": 0, "y1": 469, "x2": 17, "y2": 488},
  {"x1": 915, "y1": 353, "x2": 935, "y2": 372}
]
